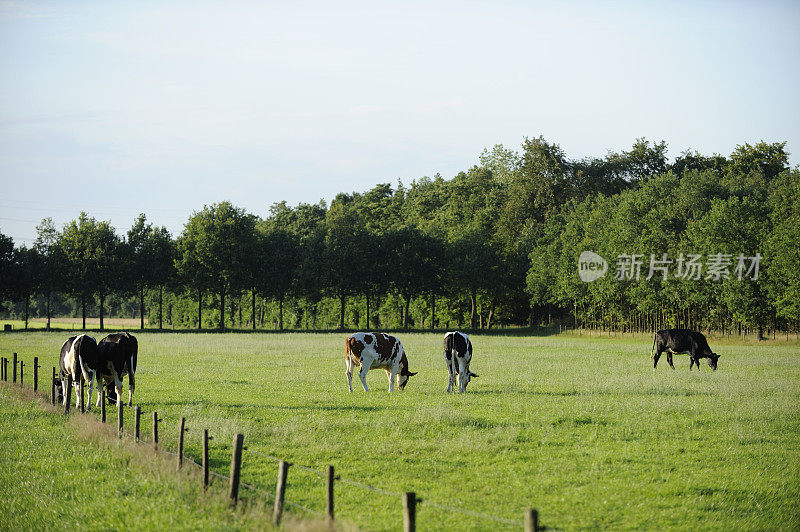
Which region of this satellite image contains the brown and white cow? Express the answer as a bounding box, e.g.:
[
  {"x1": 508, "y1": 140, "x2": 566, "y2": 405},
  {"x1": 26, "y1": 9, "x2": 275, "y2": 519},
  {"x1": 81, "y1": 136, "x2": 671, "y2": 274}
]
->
[
  {"x1": 345, "y1": 332, "x2": 417, "y2": 392},
  {"x1": 444, "y1": 331, "x2": 478, "y2": 392}
]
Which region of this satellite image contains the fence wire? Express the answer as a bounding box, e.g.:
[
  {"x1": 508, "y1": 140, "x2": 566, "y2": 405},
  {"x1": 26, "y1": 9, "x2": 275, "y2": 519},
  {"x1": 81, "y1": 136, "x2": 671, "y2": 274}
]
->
[{"x1": 13, "y1": 363, "x2": 532, "y2": 530}]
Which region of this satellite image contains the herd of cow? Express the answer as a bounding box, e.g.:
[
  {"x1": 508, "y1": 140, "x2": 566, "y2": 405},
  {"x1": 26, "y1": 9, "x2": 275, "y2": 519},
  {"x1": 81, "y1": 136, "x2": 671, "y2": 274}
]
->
[{"x1": 53, "y1": 328, "x2": 719, "y2": 406}]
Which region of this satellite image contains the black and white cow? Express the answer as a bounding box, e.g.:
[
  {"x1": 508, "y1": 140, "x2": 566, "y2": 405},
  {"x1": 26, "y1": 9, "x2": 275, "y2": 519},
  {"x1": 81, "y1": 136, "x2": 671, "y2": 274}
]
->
[
  {"x1": 97, "y1": 332, "x2": 138, "y2": 406},
  {"x1": 58, "y1": 334, "x2": 99, "y2": 410},
  {"x1": 652, "y1": 329, "x2": 720, "y2": 371},
  {"x1": 444, "y1": 331, "x2": 478, "y2": 392},
  {"x1": 345, "y1": 332, "x2": 417, "y2": 392}
]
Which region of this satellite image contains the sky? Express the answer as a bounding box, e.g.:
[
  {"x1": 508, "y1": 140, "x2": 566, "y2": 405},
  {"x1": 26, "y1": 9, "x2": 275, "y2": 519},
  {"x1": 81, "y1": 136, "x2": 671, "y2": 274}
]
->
[{"x1": 1, "y1": 0, "x2": 798, "y2": 245}]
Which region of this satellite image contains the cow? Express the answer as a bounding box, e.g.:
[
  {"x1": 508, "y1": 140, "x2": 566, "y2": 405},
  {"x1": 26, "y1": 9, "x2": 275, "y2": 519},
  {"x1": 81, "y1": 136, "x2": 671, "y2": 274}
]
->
[
  {"x1": 97, "y1": 332, "x2": 137, "y2": 406},
  {"x1": 444, "y1": 331, "x2": 478, "y2": 392},
  {"x1": 345, "y1": 332, "x2": 417, "y2": 392},
  {"x1": 651, "y1": 329, "x2": 720, "y2": 371},
  {"x1": 57, "y1": 334, "x2": 99, "y2": 410}
]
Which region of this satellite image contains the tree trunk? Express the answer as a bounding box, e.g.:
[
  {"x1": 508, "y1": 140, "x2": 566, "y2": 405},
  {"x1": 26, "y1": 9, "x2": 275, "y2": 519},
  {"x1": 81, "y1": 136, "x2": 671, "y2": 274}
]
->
[
  {"x1": 470, "y1": 289, "x2": 477, "y2": 329},
  {"x1": 252, "y1": 289, "x2": 256, "y2": 330},
  {"x1": 99, "y1": 292, "x2": 105, "y2": 330},
  {"x1": 82, "y1": 295, "x2": 86, "y2": 330},
  {"x1": 219, "y1": 286, "x2": 226, "y2": 331},
  {"x1": 198, "y1": 288, "x2": 203, "y2": 330},
  {"x1": 430, "y1": 293, "x2": 435, "y2": 330},
  {"x1": 366, "y1": 292, "x2": 370, "y2": 331},
  {"x1": 24, "y1": 294, "x2": 29, "y2": 330},
  {"x1": 46, "y1": 292, "x2": 51, "y2": 331},
  {"x1": 140, "y1": 287, "x2": 145, "y2": 330},
  {"x1": 158, "y1": 285, "x2": 163, "y2": 330},
  {"x1": 279, "y1": 296, "x2": 284, "y2": 331},
  {"x1": 339, "y1": 293, "x2": 346, "y2": 330},
  {"x1": 404, "y1": 294, "x2": 411, "y2": 330},
  {"x1": 486, "y1": 300, "x2": 496, "y2": 329}
]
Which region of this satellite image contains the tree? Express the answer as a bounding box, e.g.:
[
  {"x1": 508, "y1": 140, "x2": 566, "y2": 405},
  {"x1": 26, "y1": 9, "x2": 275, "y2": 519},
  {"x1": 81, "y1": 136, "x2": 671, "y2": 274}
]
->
[
  {"x1": 34, "y1": 218, "x2": 60, "y2": 330},
  {"x1": 176, "y1": 202, "x2": 257, "y2": 330},
  {"x1": 127, "y1": 214, "x2": 175, "y2": 330},
  {"x1": 57, "y1": 213, "x2": 122, "y2": 330}
]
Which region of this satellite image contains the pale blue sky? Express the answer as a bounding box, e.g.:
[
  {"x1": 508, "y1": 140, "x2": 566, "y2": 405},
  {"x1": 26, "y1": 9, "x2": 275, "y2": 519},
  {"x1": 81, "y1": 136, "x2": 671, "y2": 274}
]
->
[{"x1": 1, "y1": 0, "x2": 798, "y2": 245}]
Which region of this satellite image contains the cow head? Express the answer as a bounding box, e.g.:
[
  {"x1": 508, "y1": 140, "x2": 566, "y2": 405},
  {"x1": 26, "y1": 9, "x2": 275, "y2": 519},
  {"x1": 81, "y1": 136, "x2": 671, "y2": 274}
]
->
[
  {"x1": 708, "y1": 353, "x2": 719, "y2": 370},
  {"x1": 397, "y1": 369, "x2": 418, "y2": 390},
  {"x1": 457, "y1": 370, "x2": 479, "y2": 392}
]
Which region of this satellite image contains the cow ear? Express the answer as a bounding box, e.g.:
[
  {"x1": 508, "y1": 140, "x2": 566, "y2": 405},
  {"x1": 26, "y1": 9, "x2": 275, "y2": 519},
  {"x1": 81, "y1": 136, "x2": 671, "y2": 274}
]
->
[{"x1": 469, "y1": 372, "x2": 479, "y2": 378}]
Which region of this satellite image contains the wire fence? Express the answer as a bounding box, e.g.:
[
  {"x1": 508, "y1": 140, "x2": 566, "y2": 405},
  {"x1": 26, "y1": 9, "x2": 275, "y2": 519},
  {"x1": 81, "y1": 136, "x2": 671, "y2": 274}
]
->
[{"x1": 0, "y1": 353, "x2": 543, "y2": 531}]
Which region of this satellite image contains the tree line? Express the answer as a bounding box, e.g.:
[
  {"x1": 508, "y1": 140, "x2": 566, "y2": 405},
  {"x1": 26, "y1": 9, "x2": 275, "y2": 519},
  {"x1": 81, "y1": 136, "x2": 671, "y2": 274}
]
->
[{"x1": 1, "y1": 137, "x2": 798, "y2": 335}]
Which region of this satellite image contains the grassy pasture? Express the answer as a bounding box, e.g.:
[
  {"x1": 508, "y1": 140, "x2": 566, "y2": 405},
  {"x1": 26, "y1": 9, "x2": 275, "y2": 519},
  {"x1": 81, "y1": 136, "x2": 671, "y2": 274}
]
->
[{"x1": 0, "y1": 331, "x2": 798, "y2": 531}]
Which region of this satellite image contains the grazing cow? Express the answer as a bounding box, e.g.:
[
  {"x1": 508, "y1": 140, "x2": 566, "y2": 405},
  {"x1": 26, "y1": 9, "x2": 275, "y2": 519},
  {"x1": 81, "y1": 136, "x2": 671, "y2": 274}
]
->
[
  {"x1": 58, "y1": 334, "x2": 99, "y2": 410},
  {"x1": 444, "y1": 331, "x2": 478, "y2": 392},
  {"x1": 97, "y1": 332, "x2": 137, "y2": 406},
  {"x1": 345, "y1": 332, "x2": 417, "y2": 392},
  {"x1": 651, "y1": 329, "x2": 720, "y2": 371}
]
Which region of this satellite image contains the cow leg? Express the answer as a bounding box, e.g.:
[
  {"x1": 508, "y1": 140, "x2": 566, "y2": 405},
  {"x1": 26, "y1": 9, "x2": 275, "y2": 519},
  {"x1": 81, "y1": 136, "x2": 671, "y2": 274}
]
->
[
  {"x1": 61, "y1": 376, "x2": 70, "y2": 406},
  {"x1": 666, "y1": 352, "x2": 675, "y2": 370},
  {"x1": 113, "y1": 372, "x2": 124, "y2": 405},
  {"x1": 127, "y1": 370, "x2": 135, "y2": 406},
  {"x1": 653, "y1": 350, "x2": 662, "y2": 369},
  {"x1": 689, "y1": 358, "x2": 695, "y2": 371},
  {"x1": 445, "y1": 350, "x2": 455, "y2": 392},
  {"x1": 387, "y1": 369, "x2": 396, "y2": 393},
  {"x1": 345, "y1": 356, "x2": 354, "y2": 393},
  {"x1": 358, "y1": 365, "x2": 370, "y2": 392}
]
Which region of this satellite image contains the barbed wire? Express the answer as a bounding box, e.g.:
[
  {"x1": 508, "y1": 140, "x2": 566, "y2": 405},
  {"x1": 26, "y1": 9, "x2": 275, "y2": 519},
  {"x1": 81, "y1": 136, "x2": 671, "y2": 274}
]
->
[{"x1": 420, "y1": 500, "x2": 521, "y2": 527}]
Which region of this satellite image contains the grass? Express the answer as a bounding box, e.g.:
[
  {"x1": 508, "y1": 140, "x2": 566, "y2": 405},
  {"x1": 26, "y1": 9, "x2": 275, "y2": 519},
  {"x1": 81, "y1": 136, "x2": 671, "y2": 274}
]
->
[{"x1": 0, "y1": 331, "x2": 798, "y2": 530}]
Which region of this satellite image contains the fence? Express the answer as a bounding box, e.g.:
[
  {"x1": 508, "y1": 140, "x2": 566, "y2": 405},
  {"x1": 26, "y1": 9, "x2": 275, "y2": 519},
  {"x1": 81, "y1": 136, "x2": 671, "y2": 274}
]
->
[{"x1": 1, "y1": 352, "x2": 544, "y2": 531}]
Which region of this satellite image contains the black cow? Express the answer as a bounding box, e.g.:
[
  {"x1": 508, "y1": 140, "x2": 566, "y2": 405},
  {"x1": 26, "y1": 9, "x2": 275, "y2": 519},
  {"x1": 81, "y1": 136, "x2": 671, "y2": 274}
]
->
[
  {"x1": 444, "y1": 331, "x2": 478, "y2": 392},
  {"x1": 98, "y1": 332, "x2": 138, "y2": 406},
  {"x1": 651, "y1": 329, "x2": 720, "y2": 371}
]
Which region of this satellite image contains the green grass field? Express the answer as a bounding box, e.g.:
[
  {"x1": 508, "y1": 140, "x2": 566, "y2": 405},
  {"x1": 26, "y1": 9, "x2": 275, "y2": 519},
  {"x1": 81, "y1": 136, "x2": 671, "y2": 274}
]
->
[{"x1": 1, "y1": 331, "x2": 798, "y2": 531}]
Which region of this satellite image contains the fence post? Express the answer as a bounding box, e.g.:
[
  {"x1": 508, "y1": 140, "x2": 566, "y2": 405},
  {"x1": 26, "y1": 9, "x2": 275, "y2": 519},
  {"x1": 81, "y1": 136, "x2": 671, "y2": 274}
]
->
[
  {"x1": 177, "y1": 417, "x2": 185, "y2": 470},
  {"x1": 64, "y1": 374, "x2": 72, "y2": 414},
  {"x1": 51, "y1": 367, "x2": 56, "y2": 405},
  {"x1": 525, "y1": 508, "x2": 538, "y2": 532},
  {"x1": 229, "y1": 433, "x2": 244, "y2": 505},
  {"x1": 134, "y1": 406, "x2": 141, "y2": 442},
  {"x1": 327, "y1": 465, "x2": 335, "y2": 522},
  {"x1": 19, "y1": 360, "x2": 24, "y2": 386},
  {"x1": 80, "y1": 379, "x2": 85, "y2": 413},
  {"x1": 100, "y1": 389, "x2": 106, "y2": 421},
  {"x1": 273, "y1": 460, "x2": 289, "y2": 525},
  {"x1": 153, "y1": 411, "x2": 159, "y2": 451},
  {"x1": 12, "y1": 353, "x2": 17, "y2": 383},
  {"x1": 117, "y1": 400, "x2": 124, "y2": 438},
  {"x1": 1, "y1": 356, "x2": 5, "y2": 381},
  {"x1": 202, "y1": 429, "x2": 209, "y2": 490},
  {"x1": 33, "y1": 357, "x2": 39, "y2": 392},
  {"x1": 403, "y1": 492, "x2": 416, "y2": 532}
]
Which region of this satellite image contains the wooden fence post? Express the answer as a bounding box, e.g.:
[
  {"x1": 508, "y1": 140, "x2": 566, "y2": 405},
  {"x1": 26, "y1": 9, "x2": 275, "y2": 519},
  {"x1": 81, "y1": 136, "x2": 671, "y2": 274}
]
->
[
  {"x1": 1, "y1": 356, "x2": 5, "y2": 381},
  {"x1": 12, "y1": 353, "x2": 17, "y2": 383},
  {"x1": 525, "y1": 508, "x2": 538, "y2": 532},
  {"x1": 33, "y1": 357, "x2": 39, "y2": 392},
  {"x1": 229, "y1": 433, "x2": 244, "y2": 505},
  {"x1": 273, "y1": 460, "x2": 289, "y2": 525},
  {"x1": 117, "y1": 401, "x2": 124, "y2": 437},
  {"x1": 100, "y1": 389, "x2": 105, "y2": 421},
  {"x1": 177, "y1": 417, "x2": 185, "y2": 470},
  {"x1": 80, "y1": 379, "x2": 85, "y2": 413},
  {"x1": 134, "y1": 406, "x2": 141, "y2": 442},
  {"x1": 327, "y1": 465, "x2": 335, "y2": 522},
  {"x1": 19, "y1": 360, "x2": 24, "y2": 386},
  {"x1": 153, "y1": 411, "x2": 159, "y2": 451},
  {"x1": 202, "y1": 429, "x2": 210, "y2": 490},
  {"x1": 403, "y1": 492, "x2": 416, "y2": 532},
  {"x1": 64, "y1": 374, "x2": 72, "y2": 414},
  {"x1": 51, "y1": 367, "x2": 56, "y2": 405}
]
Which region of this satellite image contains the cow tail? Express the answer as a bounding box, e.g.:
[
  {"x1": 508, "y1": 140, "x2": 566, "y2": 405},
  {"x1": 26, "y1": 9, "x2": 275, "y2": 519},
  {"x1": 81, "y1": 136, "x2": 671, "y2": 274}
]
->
[
  {"x1": 651, "y1": 334, "x2": 657, "y2": 359},
  {"x1": 345, "y1": 337, "x2": 354, "y2": 362}
]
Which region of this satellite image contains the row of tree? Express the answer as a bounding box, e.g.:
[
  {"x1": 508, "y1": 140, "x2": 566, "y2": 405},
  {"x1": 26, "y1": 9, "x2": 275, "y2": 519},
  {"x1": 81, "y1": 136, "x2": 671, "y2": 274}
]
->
[{"x1": 1, "y1": 137, "x2": 797, "y2": 334}]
